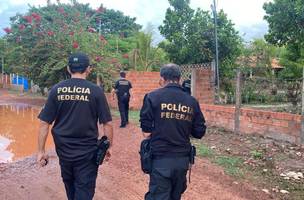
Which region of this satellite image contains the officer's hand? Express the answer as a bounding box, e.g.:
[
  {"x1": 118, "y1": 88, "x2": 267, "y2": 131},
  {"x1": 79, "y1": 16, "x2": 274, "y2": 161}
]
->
[
  {"x1": 105, "y1": 149, "x2": 111, "y2": 162},
  {"x1": 37, "y1": 152, "x2": 49, "y2": 167}
]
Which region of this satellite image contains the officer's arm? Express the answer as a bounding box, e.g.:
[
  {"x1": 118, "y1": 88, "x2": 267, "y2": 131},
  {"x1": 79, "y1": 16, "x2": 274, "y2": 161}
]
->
[
  {"x1": 112, "y1": 81, "x2": 118, "y2": 99},
  {"x1": 38, "y1": 120, "x2": 49, "y2": 155},
  {"x1": 37, "y1": 88, "x2": 57, "y2": 166},
  {"x1": 140, "y1": 94, "x2": 154, "y2": 138},
  {"x1": 191, "y1": 101, "x2": 207, "y2": 139},
  {"x1": 111, "y1": 89, "x2": 116, "y2": 100},
  {"x1": 102, "y1": 122, "x2": 114, "y2": 146}
]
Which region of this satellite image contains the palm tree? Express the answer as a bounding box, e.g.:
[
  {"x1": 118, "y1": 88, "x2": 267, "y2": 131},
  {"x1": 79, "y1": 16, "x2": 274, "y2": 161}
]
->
[{"x1": 131, "y1": 32, "x2": 166, "y2": 71}]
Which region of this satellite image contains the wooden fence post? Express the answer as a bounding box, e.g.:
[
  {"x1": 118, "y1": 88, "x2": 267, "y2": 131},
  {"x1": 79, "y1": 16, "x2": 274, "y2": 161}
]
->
[
  {"x1": 301, "y1": 66, "x2": 304, "y2": 144},
  {"x1": 234, "y1": 68, "x2": 242, "y2": 134}
]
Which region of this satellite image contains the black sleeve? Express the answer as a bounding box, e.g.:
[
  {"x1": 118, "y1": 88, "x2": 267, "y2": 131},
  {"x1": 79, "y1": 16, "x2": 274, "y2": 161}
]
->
[
  {"x1": 139, "y1": 94, "x2": 154, "y2": 133},
  {"x1": 96, "y1": 88, "x2": 112, "y2": 124},
  {"x1": 129, "y1": 81, "x2": 132, "y2": 89},
  {"x1": 38, "y1": 88, "x2": 58, "y2": 124},
  {"x1": 191, "y1": 100, "x2": 207, "y2": 139},
  {"x1": 113, "y1": 80, "x2": 118, "y2": 89}
]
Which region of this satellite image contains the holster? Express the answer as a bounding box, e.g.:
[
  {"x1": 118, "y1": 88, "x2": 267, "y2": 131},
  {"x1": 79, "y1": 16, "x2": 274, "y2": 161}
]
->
[
  {"x1": 139, "y1": 138, "x2": 152, "y2": 174},
  {"x1": 190, "y1": 145, "x2": 196, "y2": 165},
  {"x1": 95, "y1": 136, "x2": 110, "y2": 166}
]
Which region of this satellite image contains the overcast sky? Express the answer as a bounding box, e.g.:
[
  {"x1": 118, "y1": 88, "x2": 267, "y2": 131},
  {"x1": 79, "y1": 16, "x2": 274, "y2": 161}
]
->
[{"x1": 0, "y1": 0, "x2": 272, "y2": 41}]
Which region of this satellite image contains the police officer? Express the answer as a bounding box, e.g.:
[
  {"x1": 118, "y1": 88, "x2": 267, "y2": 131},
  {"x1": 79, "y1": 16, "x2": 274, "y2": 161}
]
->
[
  {"x1": 140, "y1": 64, "x2": 206, "y2": 200},
  {"x1": 37, "y1": 52, "x2": 113, "y2": 200},
  {"x1": 182, "y1": 75, "x2": 191, "y2": 95},
  {"x1": 113, "y1": 71, "x2": 132, "y2": 128}
]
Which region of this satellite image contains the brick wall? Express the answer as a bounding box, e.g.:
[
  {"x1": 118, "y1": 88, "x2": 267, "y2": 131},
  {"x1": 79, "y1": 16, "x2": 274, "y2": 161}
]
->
[
  {"x1": 106, "y1": 70, "x2": 214, "y2": 109},
  {"x1": 105, "y1": 71, "x2": 161, "y2": 109},
  {"x1": 201, "y1": 104, "x2": 301, "y2": 143},
  {"x1": 194, "y1": 69, "x2": 214, "y2": 105},
  {"x1": 126, "y1": 71, "x2": 160, "y2": 109}
]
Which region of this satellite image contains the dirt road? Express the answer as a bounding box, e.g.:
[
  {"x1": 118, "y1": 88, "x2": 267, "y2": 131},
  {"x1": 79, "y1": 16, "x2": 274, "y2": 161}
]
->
[
  {"x1": 0, "y1": 122, "x2": 270, "y2": 200},
  {"x1": 0, "y1": 89, "x2": 270, "y2": 200}
]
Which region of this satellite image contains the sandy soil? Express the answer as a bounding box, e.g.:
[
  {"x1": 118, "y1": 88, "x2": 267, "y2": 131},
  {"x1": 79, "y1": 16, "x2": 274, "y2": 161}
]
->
[{"x1": 0, "y1": 89, "x2": 271, "y2": 200}]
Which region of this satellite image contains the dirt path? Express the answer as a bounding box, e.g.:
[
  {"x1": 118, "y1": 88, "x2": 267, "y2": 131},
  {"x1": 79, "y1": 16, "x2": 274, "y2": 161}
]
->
[
  {"x1": 0, "y1": 121, "x2": 271, "y2": 200},
  {"x1": 0, "y1": 89, "x2": 271, "y2": 200}
]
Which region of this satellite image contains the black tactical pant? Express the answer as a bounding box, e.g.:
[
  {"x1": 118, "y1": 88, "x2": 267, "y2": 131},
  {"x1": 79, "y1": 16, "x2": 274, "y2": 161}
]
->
[
  {"x1": 59, "y1": 153, "x2": 98, "y2": 200},
  {"x1": 118, "y1": 98, "x2": 129, "y2": 126},
  {"x1": 145, "y1": 157, "x2": 189, "y2": 200}
]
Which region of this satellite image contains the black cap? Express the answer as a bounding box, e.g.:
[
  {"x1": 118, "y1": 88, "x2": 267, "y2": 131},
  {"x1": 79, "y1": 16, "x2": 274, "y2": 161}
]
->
[{"x1": 68, "y1": 52, "x2": 90, "y2": 70}]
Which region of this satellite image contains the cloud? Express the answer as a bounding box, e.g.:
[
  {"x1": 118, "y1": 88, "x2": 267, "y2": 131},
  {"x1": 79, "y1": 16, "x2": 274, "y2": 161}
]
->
[
  {"x1": 0, "y1": 1, "x2": 29, "y2": 36},
  {"x1": 0, "y1": 0, "x2": 271, "y2": 40},
  {"x1": 239, "y1": 23, "x2": 269, "y2": 42}
]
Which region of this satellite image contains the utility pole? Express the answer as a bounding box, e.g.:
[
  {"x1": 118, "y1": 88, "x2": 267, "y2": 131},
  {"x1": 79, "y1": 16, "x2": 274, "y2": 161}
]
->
[
  {"x1": 301, "y1": 66, "x2": 304, "y2": 144},
  {"x1": 1, "y1": 55, "x2": 4, "y2": 86},
  {"x1": 1, "y1": 39, "x2": 4, "y2": 86},
  {"x1": 211, "y1": 0, "x2": 220, "y2": 95}
]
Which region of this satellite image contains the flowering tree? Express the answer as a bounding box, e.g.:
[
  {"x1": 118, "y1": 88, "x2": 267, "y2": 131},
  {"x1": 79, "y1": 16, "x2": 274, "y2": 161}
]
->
[{"x1": 3, "y1": 1, "x2": 141, "y2": 90}]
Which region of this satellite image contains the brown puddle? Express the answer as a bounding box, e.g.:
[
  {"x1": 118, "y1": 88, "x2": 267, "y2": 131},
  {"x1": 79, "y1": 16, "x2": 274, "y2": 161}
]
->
[{"x1": 0, "y1": 104, "x2": 54, "y2": 163}]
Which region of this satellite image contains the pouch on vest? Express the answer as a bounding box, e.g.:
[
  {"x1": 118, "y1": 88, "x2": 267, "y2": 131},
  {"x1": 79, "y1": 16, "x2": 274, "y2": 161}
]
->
[{"x1": 139, "y1": 138, "x2": 152, "y2": 174}]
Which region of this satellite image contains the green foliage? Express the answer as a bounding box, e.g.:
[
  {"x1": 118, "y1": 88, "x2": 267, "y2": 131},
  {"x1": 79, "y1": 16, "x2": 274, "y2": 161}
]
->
[
  {"x1": 92, "y1": 8, "x2": 142, "y2": 37},
  {"x1": 250, "y1": 150, "x2": 264, "y2": 160},
  {"x1": 278, "y1": 44, "x2": 304, "y2": 79},
  {"x1": 264, "y1": 0, "x2": 304, "y2": 79},
  {"x1": 196, "y1": 144, "x2": 214, "y2": 158},
  {"x1": 215, "y1": 156, "x2": 244, "y2": 177},
  {"x1": 264, "y1": 0, "x2": 304, "y2": 47},
  {"x1": 159, "y1": 0, "x2": 242, "y2": 78},
  {"x1": 2, "y1": 1, "x2": 141, "y2": 89},
  {"x1": 129, "y1": 31, "x2": 169, "y2": 71}
]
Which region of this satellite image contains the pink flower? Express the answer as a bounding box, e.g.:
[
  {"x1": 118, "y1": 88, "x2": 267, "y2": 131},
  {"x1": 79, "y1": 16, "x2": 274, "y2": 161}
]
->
[
  {"x1": 122, "y1": 54, "x2": 129, "y2": 59},
  {"x1": 16, "y1": 36, "x2": 21, "y2": 43},
  {"x1": 19, "y1": 24, "x2": 26, "y2": 31},
  {"x1": 69, "y1": 31, "x2": 74, "y2": 36},
  {"x1": 99, "y1": 35, "x2": 105, "y2": 41},
  {"x1": 95, "y1": 56, "x2": 103, "y2": 62},
  {"x1": 96, "y1": 6, "x2": 105, "y2": 13},
  {"x1": 73, "y1": 41, "x2": 79, "y2": 49},
  {"x1": 111, "y1": 58, "x2": 118, "y2": 64},
  {"x1": 88, "y1": 27, "x2": 96, "y2": 33},
  {"x1": 57, "y1": 7, "x2": 65, "y2": 14},
  {"x1": 23, "y1": 16, "x2": 33, "y2": 23},
  {"x1": 99, "y1": 35, "x2": 108, "y2": 45},
  {"x1": 3, "y1": 27, "x2": 12, "y2": 34},
  {"x1": 47, "y1": 31, "x2": 54, "y2": 36},
  {"x1": 31, "y1": 13, "x2": 41, "y2": 22}
]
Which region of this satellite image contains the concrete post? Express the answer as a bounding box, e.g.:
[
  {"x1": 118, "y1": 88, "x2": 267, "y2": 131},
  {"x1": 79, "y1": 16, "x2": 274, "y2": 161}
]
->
[
  {"x1": 301, "y1": 66, "x2": 304, "y2": 144},
  {"x1": 234, "y1": 68, "x2": 242, "y2": 134}
]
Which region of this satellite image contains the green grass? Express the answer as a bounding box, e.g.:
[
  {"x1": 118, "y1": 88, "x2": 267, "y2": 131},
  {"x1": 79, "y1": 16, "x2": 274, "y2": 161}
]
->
[
  {"x1": 195, "y1": 142, "x2": 304, "y2": 199},
  {"x1": 195, "y1": 142, "x2": 244, "y2": 178},
  {"x1": 196, "y1": 143, "x2": 214, "y2": 158},
  {"x1": 215, "y1": 156, "x2": 244, "y2": 177},
  {"x1": 111, "y1": 109, "x2": 140, "y2": 124},
  {"x1": 250, "y1": 150, "x2": 264, "y2": 159}
]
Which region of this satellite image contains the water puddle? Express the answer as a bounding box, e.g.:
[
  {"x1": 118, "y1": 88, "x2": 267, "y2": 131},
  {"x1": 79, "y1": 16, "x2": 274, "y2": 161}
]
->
[{"x1": 0, "y1": 104, "x2": 54, "y2": 163}]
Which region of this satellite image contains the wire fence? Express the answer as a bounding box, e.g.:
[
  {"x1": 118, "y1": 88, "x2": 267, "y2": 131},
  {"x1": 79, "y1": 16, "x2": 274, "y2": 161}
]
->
[{"x1": 218, "y1": 68, "x2": 303, "y2": 115}]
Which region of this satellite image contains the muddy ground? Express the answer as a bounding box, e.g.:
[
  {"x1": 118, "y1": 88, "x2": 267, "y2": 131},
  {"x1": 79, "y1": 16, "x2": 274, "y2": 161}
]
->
[
  {"x1": 0, "y1": 88, "x2": 298, "y2": 200},
  {"x1": 0, "y1": 119, "x2": 270, "y2": 200}
]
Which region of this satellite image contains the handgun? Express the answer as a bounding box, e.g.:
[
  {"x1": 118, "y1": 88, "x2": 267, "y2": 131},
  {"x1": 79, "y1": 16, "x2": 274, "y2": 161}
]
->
[
  {"x1": 190, "y1": 145, "x2": 196, "y2": 165},
  {"x1": 96, "y1": 136, "x2": 110, "y2": 166}
]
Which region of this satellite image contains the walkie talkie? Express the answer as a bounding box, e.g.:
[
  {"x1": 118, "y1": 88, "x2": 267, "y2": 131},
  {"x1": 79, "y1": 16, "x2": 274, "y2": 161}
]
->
[{"x1": 96, "y1": 136, "x2": 110, "y2": 166}]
